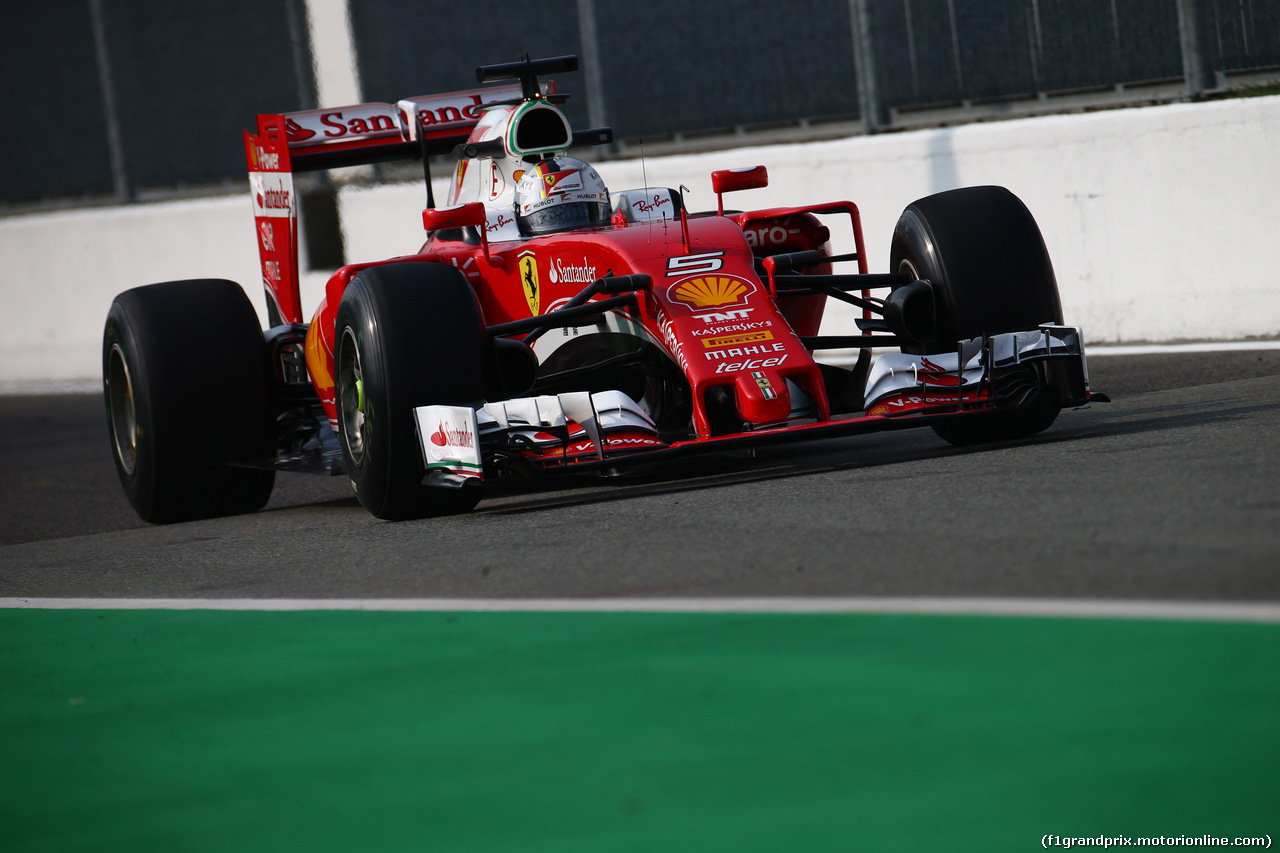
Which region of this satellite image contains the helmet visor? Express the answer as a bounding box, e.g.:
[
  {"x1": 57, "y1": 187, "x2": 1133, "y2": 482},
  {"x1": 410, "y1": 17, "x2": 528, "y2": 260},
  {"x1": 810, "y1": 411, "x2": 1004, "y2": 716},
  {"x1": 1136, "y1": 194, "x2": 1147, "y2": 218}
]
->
[{"x1": 519, "y1": 200, "x2": 611, "y2": 236}]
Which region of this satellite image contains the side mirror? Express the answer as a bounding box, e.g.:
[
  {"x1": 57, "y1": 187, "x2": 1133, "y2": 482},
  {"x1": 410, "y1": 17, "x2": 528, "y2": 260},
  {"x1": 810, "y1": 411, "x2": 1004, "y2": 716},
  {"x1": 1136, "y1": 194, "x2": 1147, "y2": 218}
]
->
[
  {"x1": 711, "y1": 166, "x2": 768, "y2": 215},
  {"x1": 422, "y1": 202, "x2": 487, "y2": 232},
  {"x1": 422, "y1": 202, "x2": 504, "y2": 268}
]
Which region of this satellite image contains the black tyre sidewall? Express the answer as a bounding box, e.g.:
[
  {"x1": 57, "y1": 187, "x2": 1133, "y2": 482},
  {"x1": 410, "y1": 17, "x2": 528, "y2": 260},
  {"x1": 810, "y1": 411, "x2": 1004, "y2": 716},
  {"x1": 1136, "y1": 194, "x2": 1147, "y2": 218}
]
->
[
  {"x1": 334, "y1": 263, "x2": 486, "y2": 520},
  {"x1": 103, "y1": 280, "x2": 275, "y2": 523},
  {"x1": 890, "y1": 186, "x2": 1063, "y2": 355},
  {"x1": 888, "y1": 186, "x2": 1066, "y2": 444},
  {"x1": 104, "y1": 299, "x2": 161, "y2": 519}
]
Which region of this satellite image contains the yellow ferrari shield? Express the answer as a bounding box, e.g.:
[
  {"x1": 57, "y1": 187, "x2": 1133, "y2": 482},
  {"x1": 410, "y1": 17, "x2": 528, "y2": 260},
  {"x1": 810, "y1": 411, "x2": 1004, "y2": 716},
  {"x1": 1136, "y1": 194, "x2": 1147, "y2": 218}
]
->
[{"x1": 518, "y1": 252, "x2": 540, "y2": 315}]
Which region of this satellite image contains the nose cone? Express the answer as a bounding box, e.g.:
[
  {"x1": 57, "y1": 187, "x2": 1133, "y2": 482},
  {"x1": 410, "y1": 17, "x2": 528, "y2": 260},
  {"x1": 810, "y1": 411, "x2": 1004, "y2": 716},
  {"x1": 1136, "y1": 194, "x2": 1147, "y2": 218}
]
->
[{"x1": 734, "y1": 368, "x2": 792, "y2": 424}]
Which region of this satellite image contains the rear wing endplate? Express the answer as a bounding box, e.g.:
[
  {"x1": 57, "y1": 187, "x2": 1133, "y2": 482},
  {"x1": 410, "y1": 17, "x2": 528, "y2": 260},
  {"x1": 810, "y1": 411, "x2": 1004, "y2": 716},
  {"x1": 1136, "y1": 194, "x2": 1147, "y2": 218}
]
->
[{"x1": 243, "y1": 82, "x2": 527, "y2": 324}]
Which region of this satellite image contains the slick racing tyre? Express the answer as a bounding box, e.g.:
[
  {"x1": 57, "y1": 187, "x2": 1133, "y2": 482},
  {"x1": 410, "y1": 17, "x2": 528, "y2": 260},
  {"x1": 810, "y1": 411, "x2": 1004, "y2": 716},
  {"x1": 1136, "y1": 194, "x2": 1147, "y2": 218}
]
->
[
  {"x1": 890, "y1": 186, "x2": 1064, "y2": 446},
  {"x1": 103, "y1": 280, "x2": 275, "y2": 523},
  {"x1": 335, "y1": 262, "x2": 486, "y2": 520}
]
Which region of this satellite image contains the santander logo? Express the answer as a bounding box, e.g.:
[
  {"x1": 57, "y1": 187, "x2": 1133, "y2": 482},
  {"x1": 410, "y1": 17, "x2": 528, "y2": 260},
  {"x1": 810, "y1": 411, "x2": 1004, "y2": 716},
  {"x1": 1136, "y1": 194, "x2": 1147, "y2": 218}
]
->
[
  {"x1": 431, "y1": 422, "x2": 475, "y2": 449},
  {"x1": 284, "y1": 118, "x2": 316, "y2": 142},
  {"x1": 918, "y1": 357, "x2": 965, "y2": 386},
  {"x1": 548, "y1": 256, "x2": 597, "y2": 284},
  {"x1": 256, "y1": 187, "x2": 290, "y2": 211}
]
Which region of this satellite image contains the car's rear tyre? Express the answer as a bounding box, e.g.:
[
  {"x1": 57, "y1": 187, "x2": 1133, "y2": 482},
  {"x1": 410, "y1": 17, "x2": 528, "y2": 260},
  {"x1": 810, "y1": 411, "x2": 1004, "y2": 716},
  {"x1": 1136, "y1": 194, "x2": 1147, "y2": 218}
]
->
[
  {"x1": 335, "y1": 262, "x2": 486, "y2": 520},
  {"x1": 889, "y1": 186, "x2": 1065, "y2": 446},
  {"x1": 103, "y1": 280, "x2": 275, "y2": 523}
]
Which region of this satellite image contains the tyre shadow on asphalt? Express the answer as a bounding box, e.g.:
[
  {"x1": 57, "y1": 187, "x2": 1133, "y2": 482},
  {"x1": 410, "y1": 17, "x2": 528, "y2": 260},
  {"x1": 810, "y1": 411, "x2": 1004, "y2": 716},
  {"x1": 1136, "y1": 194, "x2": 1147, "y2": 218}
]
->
[
  {"x1": 233, "y1": 382, "x2": 1277, "y2": 522},
  {"x1": 1070, "y1": 394, "x2": 1278, "y2": 440},
  {"x1": 457, "y1": 432, "x2": 1079, "y2": 517},
  {"x1": 426, "y1": 387, "x2": 1279, "y2": 518}
]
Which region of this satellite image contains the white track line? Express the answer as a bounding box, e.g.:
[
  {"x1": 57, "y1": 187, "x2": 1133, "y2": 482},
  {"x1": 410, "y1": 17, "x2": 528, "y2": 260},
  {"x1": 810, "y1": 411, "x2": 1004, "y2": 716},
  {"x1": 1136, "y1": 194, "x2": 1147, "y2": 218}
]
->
[
  {"x1": 1087, "y1": 340, "x2": 1280, "y2": 356},
  {"x1": 814, "y1": 340, "x2": 1280, "y2": 368},
  {"x1": 0, "y1": 381, "x2": 100, "y2": 396},
  {"x1": 3, "y1": 597, "x2": 1279, "y2": 622}
]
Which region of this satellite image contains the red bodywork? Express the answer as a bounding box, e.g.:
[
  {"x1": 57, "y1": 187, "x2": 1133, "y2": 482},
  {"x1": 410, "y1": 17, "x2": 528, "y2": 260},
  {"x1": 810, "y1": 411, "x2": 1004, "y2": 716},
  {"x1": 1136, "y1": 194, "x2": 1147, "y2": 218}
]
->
[
  {"x1": 242, "y1": 77, "x2": 1008, "y2": 475},
  {"x1": 300, "y1": 204, "x2": 876, "y2": 440}
]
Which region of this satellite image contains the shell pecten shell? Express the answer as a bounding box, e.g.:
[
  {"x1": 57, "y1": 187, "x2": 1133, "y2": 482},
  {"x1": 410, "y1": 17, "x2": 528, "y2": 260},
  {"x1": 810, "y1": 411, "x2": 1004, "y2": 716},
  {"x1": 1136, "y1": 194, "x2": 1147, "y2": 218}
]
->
[{"x1": 673, "y1": 276, "x2": 748, "y2": 308}]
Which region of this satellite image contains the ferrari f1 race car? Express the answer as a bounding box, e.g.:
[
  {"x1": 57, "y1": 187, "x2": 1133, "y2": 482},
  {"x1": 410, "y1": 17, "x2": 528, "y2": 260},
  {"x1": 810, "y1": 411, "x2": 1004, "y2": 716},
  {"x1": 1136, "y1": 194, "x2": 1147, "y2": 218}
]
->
[{"x1": 104, "y1": 54, "x2": 1098, "y2": 522}]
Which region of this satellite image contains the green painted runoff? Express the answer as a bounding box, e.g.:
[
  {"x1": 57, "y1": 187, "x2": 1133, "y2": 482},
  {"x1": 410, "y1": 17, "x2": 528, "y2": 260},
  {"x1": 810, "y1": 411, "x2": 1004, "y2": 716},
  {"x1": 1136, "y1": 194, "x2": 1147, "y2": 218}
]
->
[{"x1": 2, "y1": 610, "x2": 1276, "y2": 851}]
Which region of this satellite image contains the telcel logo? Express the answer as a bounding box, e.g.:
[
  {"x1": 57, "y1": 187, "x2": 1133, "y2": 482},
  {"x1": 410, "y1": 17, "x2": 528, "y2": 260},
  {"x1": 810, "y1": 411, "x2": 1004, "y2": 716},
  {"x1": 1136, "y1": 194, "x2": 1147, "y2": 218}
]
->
[{"x1": 714, "y1": 354, "x2": 789, "y2": 374}]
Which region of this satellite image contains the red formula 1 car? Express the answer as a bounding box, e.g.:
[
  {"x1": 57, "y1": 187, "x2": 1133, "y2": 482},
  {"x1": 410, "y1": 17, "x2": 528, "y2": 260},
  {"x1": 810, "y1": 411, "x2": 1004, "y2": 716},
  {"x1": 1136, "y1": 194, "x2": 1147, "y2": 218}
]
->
[{"x1": 103, "y1": 55, "x2": 1097, "y2": 522}]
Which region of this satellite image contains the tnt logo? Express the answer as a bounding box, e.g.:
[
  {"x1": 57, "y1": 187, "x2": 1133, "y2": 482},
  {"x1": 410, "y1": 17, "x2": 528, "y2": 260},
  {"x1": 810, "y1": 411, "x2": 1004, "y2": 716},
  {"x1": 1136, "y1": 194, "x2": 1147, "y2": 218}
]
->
[{"x1": 700, "y1": 308, "x2": 754, "y2": 324}]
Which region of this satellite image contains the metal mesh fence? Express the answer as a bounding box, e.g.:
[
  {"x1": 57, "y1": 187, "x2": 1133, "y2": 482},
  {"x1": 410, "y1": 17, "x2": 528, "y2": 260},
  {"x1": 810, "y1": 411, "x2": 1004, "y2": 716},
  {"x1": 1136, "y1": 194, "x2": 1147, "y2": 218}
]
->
[
  {"x1": 0, "y1": 0, "x2": 312, "y2": 206},
  {"x1": 348, "y1": 0, "x2": 588, "y2": 129},
  {"x1": 1, "y1": 2, "x2": 114, "y2": 201},
  {"x1": 2, "y1": 0, "x2": 1277, "y2": 207},
  {"x1": 590, "y1": 0, "x2": 859, "y2": 139},
  {"x1": 1204, "y1": 0, "x2": 1280, "y2": 72}
]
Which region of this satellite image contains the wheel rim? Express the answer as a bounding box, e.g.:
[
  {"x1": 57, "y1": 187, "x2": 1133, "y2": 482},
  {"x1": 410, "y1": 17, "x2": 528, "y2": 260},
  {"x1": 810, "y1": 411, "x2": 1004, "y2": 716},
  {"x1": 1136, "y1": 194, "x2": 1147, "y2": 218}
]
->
[
  {"x1": 337, "y1": 327, "x2": 367, "y2": 467},
  {"x1": 106, "y1": 344, "x2": 138, "y2": 475}
]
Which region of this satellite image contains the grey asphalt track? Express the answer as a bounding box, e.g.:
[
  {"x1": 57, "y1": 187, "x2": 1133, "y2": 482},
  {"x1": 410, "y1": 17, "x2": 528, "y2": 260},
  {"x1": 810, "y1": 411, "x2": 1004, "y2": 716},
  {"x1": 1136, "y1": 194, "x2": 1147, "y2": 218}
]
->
[{"x1": 2, "y1": 350, "x2": 1278, "y2": 600}]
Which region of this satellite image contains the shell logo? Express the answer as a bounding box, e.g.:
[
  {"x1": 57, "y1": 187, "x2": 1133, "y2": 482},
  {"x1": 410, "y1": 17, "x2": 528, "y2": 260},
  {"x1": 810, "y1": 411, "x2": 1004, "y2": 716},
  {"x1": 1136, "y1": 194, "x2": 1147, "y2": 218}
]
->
[{"x1": 671, "y1": 276, "x2": 750, "y2": 309}]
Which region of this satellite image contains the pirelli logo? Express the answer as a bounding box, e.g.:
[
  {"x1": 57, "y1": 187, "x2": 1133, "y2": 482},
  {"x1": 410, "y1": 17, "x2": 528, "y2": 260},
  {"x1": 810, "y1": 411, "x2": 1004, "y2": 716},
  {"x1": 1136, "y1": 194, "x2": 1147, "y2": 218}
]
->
[{"x1": 701, "y1": 331, "x2": 775, "y2": 349}]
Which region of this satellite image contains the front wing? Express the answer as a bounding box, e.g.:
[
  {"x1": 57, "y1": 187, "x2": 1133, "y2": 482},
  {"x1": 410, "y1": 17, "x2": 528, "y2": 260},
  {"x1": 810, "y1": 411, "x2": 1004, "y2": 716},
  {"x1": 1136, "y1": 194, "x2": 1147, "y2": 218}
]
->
[{"x1": 412, "y1": 325, "x2": 1093, "y2": 485}]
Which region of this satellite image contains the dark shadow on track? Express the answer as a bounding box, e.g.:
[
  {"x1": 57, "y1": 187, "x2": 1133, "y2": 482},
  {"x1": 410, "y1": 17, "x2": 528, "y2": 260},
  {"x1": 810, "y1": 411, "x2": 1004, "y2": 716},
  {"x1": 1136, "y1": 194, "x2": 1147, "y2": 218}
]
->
[{"x1": 2, "y1": 351, "x2": 1277, "y2": 544}]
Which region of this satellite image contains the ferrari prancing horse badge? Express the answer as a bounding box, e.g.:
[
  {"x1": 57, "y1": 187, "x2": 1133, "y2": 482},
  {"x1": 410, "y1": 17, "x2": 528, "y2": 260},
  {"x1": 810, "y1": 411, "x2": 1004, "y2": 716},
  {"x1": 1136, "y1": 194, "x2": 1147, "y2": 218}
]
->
[{"x1": 518, "y1": 251, "x2": 540, "y2": 315}]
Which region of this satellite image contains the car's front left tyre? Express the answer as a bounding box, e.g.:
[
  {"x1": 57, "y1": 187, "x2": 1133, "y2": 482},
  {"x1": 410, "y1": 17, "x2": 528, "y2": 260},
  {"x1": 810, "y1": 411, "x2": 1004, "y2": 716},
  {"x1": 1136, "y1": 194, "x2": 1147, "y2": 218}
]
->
[
  {"x1": 889, "y1": 186, "x2": 1066, "y2": 446},
  {"x1": 103, "y1": 279, "x2": 275, "y2": 523}
]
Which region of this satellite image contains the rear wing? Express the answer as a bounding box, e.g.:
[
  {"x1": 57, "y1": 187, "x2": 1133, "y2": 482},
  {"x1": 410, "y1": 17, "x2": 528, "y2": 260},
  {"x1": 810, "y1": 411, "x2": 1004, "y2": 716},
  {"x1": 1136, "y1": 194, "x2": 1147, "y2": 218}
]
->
[{"x1": 244, "y1": 82, "x2": 527, "y2": 325}]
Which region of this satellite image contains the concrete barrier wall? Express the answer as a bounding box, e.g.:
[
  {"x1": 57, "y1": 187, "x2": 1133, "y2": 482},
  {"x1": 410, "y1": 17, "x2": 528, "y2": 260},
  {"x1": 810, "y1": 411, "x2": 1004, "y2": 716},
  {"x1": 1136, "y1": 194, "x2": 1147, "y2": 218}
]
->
[{"x1": 3, "y1": 95, "x2": 1277, "y2": 387}]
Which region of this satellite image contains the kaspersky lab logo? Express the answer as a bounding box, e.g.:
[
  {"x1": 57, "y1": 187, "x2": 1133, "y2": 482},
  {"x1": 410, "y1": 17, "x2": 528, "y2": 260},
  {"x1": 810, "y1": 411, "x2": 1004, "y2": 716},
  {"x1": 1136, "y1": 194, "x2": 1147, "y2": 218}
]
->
[{"x1": 518, "y1": 250, "x2": 540, "y2": 315}]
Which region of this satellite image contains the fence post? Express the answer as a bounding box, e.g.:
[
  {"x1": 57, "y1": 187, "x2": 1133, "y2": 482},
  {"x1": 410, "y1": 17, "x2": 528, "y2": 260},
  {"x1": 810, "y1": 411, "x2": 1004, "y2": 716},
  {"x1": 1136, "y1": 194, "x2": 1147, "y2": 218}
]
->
[
  {"x1": 849, "y1": 0, "x2": 887, "y2": 133},
  {"x1": 299, "y1": 0, "x2": 354, "y2": 270},
  {"x1": 305, "y1": 0, "x2": 362, "y2": 108},
  {"x1": 88, "y1": 0, "x2": 132, "y2": 203},
  {"x1": 1175, "y1": 0, "x2": 1214, "y2": 96},
  {"x1": 576, "y1": 0, "x2": 609, "y2": 137}
]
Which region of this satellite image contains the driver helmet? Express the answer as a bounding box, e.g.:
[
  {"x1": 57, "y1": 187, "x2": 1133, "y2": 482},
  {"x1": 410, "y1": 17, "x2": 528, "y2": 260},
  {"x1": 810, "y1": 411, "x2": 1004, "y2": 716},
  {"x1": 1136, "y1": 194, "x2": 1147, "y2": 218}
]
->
[{"x1": 514, "y1": 156, "x2": 610, "y2": 236}]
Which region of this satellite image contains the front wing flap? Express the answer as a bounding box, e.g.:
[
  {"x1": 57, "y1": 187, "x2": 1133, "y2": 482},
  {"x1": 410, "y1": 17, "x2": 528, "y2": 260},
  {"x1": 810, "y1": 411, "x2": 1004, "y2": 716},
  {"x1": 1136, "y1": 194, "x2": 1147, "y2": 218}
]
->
[{"x1": 413, "y1": 325, "x2": 1093, "y2": 484}]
